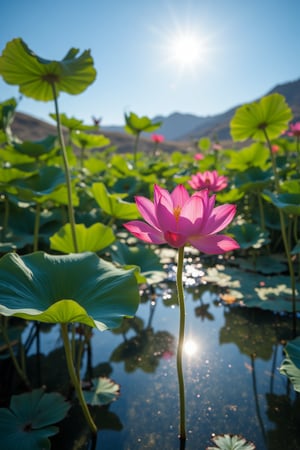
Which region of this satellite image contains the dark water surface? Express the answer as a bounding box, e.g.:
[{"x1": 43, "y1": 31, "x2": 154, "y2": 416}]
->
[{"x1": 22, "y1": 278, "x2": 300, "y2": 450}]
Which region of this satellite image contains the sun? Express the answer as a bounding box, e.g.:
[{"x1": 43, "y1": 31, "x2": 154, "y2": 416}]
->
[{"x1": 168, "y1": 32, "x2": 203, "y2": 70}]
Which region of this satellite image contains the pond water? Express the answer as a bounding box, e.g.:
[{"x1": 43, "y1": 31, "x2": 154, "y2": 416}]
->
[{"x1": 20, "y1": 263, "x2": 300, "y2": 450}]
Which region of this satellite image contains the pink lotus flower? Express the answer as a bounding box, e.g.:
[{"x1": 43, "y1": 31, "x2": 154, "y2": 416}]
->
[
  {"x1": 124, "y1": 184, "x2": 239, "y2": 254},
  {"x1": 287, "y1": 122, "x2": 300, "y2": 137},
  {"x1": 188, "y1": 170, "x2": 228, "y2": 192},
  {"x1": 151, "y1": 134, "x2": 165, "y2": 144},
  {"x1": 194, "y1": 152, "x2": 204, "y2": 161},
  {"x1": 271, "y1": 144, "x2": 280, "y2": 153}
]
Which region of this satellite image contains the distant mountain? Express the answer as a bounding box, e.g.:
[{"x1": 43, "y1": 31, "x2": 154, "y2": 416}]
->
[
  {"x1": 11, "y1": 112, "x2": 187, "y2": 154},
  {"x1": 152, "y1": 78, "x2": 300, "y2": 142}
]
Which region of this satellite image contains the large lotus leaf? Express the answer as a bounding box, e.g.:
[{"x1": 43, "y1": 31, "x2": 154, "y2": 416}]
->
[
  {"x1": 229, "y1": 223, "x2": 269, "y2": 249},
  {"x1": 230, "y1": 93, "x2": 292, "y2": 142},
  {"x1": 84, "y1": 157, "x2": 107, "y2": 174},
  {"x1": 50, "y1": 223, "x2": 115, "y2": 253},
  {"x1": 83, "y1": 377, "x2": 120, "y2": 406},
  {"x1": 262, "y1": 190, "x2": 300, "y2": 215},
  {"x1": 280, "y1": 355, "x2": 300, "y2": 393},
  {"x1": 109, "y1": 241, "x2": 165, "y2": 284},
  {"x1": 226, "y1": 143, "x2": 270, "y2": 171},
  {"x1": 280, "y1": 180, "x2": 300, "y2": 194},
  {"x1": 92, "y1": 182, "x2": 139, "y2": 220},
  {"x1": 0, "y1": 388, "x2": 70, "y2": 450},
  {"x1": 0, "y1": 251, "x2": 140, "y2": 330},
  {"x1": 49, "y1": 113, "x2": 98, "y2": 131},
  {"x1": 234, "y1": 167, "x2": 273, "y2": 192},
  {"x1": 207, "y1": 433, "x2": 256, "y2": 450},
  {"x1": 0, "y1": 38, "x2": 96, "y2": 101},
  {"x1": 0, "y1": 166, "x2": 34, "y2": 185},
  {"x1": 124, "y1": 112, "x2": 161, "y2": 135},
  {"x1": 14, "y1": 136, "x2": 57, "y2": 158},
  {"x1": 71, "y1": 131, "x2": 110, "y2": 149}
]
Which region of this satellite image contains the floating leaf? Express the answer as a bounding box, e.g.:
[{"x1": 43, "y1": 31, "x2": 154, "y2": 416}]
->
[
  {"x1": 262, "y1": 190, "x2": 300, "y2": 215},
  {"x1": 50, "y1": 222, "x2": 115, "y2": 253},
  {"x1": 229, "y1": 223, "x2": 269, "y2": 249},
  {"x1": 0, "y1": 251, "x2": 140, "y2": 330},
  {"x1": 0, "y1": 38, "x2": 96, "y2": 101},
  {"x1": 83, "y1": 377, "x2": 120, "y2": 406},
  {"x1": 0, "y1": 388, "x2": 70, "y2": 450},
  {"x1": 207, "y1": 433, "x2": 256, "y2": 450},
  {"x1": 230, "y1": 93, "x2": 292, "y2": 142},
  {"x1": 280, "y1": 355, "x2": 300, "y2": 393}
]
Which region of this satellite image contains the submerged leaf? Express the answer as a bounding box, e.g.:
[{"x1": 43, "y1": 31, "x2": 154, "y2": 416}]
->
[{"x1": 83, "y1": 377, "x2": 120, "y2": 406}]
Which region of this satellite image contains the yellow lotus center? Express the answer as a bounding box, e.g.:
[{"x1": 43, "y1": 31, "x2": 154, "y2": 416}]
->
[{"x1": 173, "y1": 205, "x2": 182, "y2": 221}]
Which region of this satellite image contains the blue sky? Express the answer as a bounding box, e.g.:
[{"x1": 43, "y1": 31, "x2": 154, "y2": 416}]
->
[{"x1": 0, "y1": 0, "x2": 299, "y2": 127}]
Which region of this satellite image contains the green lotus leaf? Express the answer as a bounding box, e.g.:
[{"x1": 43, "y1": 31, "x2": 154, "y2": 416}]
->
[
  {"x1": 50, "y1": 223, "x2": 115, "y2": 253},
  {"x1": 12, "y1": 166, "x2": 79, "y2": 205},
  {"x1": 124, "y1": 112, "x2": 161, "y2": 135},
  {"x1": 0, "y1": 38, "x2": 96, "y2": 101},
  {"x1": 0, "y1": 167, "x2": 34, "y2": 185},
  {"x1": 262, "y1": 190, "x2": 300, "y2": 215},
  {"x1": 109, "y1": 241, "x2": 165, "y2": 284},
  {"x1": 226, "y1": 143, "x2": 270, "y2": 171},
  {"x1": 84, "y1": 157, "x2": 107, "y2": 174},
  {"x1": 229, "y1": 223, "x2": 269, "y2": 249},
  {"x1": 283, "y1": 337, "x2": 300, "y2": 369},
  {"x1": 280, "y1": 355, "x2": 300, "y2": 393},
  {"x1": 207, "y1": 433, "x2": 256, "y2": 450},
  {"x1": 280, "y1": 179, "x2": 300, "y2": 194},
  {"x1": 14, "y1": 135, "x2": 57, "y2": 158},
  {"x1": 0, "y1": 97, "x2": 17, "y2": 142},
  {"x1": 0, "y1": 251, "x2": 140, "y2": 330},
  {"x1": 49, "y1": 112, "x2": 98, "y2": 131},
  {"x1": 83, "y1": 377, "x2": 120, "y2": 406},
  {"x1": 230, "y1": 93, "x2": 292, "y2": 141},
  {"x1": 234, "y1": 167, "x2": 273, "y2": 192},
  {"x1": 92, "y1": 182, "x2": 139, "y2": 220},
  {"x1": 71, "y1": 131, "x2": 110, "y2": 149},
  {"x1": 0, "y1": 388, "x2": 70, "y2": 450}
]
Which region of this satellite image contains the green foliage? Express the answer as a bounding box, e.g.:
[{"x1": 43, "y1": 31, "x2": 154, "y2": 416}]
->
[
  {"x1": 92, "y1": 182, "x2": 139, "y2": 220},
  {"x1": 0, "y1": 251, "x2": 140, "y2": 330},
  {"x1": 83, "y1": 377, "x2": 120, "y2": 406},
  {"x1": 0, "y1": 38, "x2": 96, "y2": 101},
  {"x1": 226, "y1": 143, "x2": 270, "y2": 171},
  {"x1": 0, "y1": 388, "x2": 70, "y2": 450},
  {"x1": 50, "y1": 222, "x2": 115, "y2": 253},
  {"x1": 230, "y1": 93, "x2": 292, "y2": 141},
  {"x1": 124, "y1": 112, "x2": 161, "y2": 135}
]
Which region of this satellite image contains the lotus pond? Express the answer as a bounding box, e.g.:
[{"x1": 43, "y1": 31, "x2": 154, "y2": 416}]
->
[{"x1": 0, "y1": 38, "x2": 300, "y2": 450}]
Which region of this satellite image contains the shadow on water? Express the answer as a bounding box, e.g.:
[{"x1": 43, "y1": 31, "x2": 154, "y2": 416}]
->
[{"x1": 3, "y1": 281, "x2": 300, "y2": 450}]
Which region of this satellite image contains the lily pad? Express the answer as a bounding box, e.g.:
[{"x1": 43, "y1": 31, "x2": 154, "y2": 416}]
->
[
  {"x1": 0, "y1": 251, "x2": 140, "y2": 330},
  {"x1": 207, "y1": 433, "x2": 256, "y2": 450},
  {"x1": 83, "y1": 377, "x2": 120, "y2": 406},
  {"x1": 0, "y1": 388, "x2": 70, "y2": 450}
]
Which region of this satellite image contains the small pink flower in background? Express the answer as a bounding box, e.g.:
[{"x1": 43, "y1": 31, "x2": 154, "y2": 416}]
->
[
  {"x1": 271, "y1": 144, "x2": 280, "y2": 153},
  {"x1": 194, "y1": 153, "x2": 204, "y2": 161},
  {"x1": 287, "y1": 122, "x2": 300, "y2": 137},
  {"x1": 124, "y1": 184, "x2": 239, "y2": 254},
  {"x1": 212, "y1": 143, "x2": 222, "y2": 151},
  {"x1": 151, "y1": 134, "x2": 165, "y2": 144},
  {"x1": 188, "y1": 170, "x2": 228, "y2": 192}
]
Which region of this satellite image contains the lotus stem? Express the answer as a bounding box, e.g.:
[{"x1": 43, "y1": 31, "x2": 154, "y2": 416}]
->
[
  {"x1": 33, "y1": 203, "x2": 41, "y2": 252},
  {"x1": 51, "y1": 83, "x2": 78, "y2": 253},
  {"x1": 263, "y1": 129, "x2": 297, "y2": 336},
  {"x1": 61, "y1": 323, "x2": 97, "y2": 435},
  {"x1": 0, "y1": 317, "x2": 30, "y2": 389},
  {"x1": 176, "y1": 246, "x2": 186, "y2": 441}
]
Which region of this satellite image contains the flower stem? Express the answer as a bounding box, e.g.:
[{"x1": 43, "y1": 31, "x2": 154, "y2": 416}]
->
[
  {"x1": 51, "y1": 83, "x2": 78, "y2": 253},
  {"x1": 60, "y1": 323, "x2": 97, "y2": 435},
  {"x1": 176, "y1": 246, "x2": 186, "y2": 441}
]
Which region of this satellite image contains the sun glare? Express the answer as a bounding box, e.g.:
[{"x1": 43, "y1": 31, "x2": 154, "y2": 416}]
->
[{"x1": 168, "y1": 32, "x2": 202, "y2": 69}]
